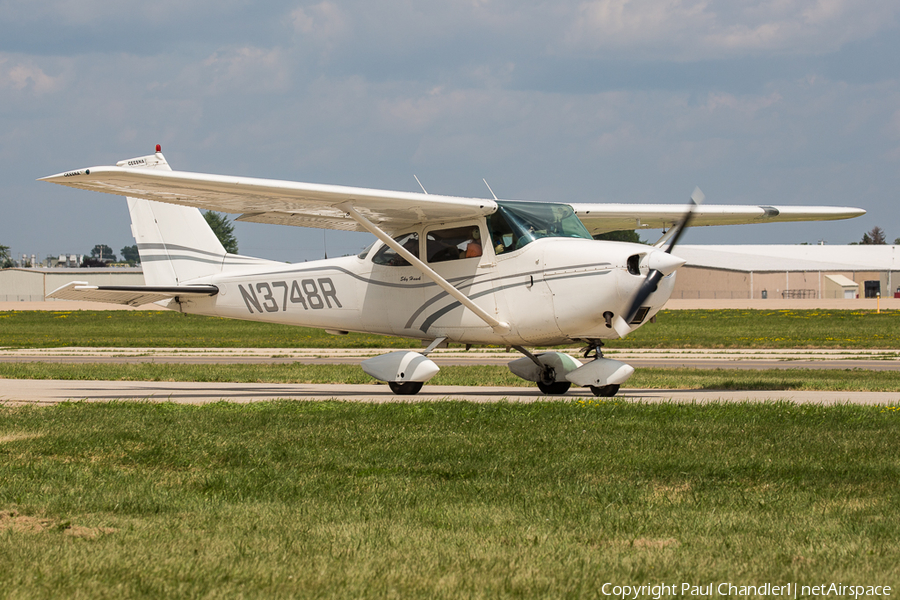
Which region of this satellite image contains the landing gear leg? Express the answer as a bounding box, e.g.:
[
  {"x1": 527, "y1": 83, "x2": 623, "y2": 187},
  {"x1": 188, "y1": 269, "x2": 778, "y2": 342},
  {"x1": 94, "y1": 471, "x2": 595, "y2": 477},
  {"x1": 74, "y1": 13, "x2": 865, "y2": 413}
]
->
[
  {"x1": 582, "y1": 340, "x2": 605, "y2": 360},
  {"x1": 581, "y1": 340, "x2": 621, "y2": 397}
]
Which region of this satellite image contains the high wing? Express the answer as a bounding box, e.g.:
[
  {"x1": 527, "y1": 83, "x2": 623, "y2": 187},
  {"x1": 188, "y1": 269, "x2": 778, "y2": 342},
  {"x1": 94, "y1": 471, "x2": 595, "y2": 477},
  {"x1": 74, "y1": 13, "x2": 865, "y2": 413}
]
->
[
  {"x1": 40, "y1": 153, "x2": 864, "y2": 233},
  {"x1": 47, "y1": 282, "x2": 218, "y2": 307},
  {"x1": 39, "y1": 159, "x2": 496, "y2": 233},
  {"x1": 572, "y1": 203, "x2": 865, "y2": 236}
]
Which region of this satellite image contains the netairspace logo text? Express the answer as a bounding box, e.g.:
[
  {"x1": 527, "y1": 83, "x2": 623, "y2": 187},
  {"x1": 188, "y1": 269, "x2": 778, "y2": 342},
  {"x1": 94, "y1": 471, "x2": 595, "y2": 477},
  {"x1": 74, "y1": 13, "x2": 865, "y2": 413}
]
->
[{"x1": 600, "y1": 582, "x2": 892, "y2": 599}]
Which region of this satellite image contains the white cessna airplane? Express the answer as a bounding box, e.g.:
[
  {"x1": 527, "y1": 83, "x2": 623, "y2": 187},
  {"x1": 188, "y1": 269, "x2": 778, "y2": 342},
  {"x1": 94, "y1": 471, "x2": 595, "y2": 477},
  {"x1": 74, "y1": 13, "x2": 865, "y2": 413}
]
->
[{"x1": 41, "y1": 146, "x2": 864, "y2": 396}]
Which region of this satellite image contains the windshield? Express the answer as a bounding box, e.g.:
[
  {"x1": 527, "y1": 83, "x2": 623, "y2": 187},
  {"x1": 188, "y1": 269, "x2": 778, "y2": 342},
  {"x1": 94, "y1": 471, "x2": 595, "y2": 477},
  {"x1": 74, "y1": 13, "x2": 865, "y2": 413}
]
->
[{"x1": 486, "y1": 201, "x2": 591, "y2": 254}]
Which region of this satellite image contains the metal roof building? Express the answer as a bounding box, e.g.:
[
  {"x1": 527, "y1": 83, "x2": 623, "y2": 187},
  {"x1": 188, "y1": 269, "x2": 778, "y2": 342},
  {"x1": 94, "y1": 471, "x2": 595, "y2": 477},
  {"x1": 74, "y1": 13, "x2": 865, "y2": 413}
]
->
[
  {"x1": 672, "y1": 245, "x2": 900, "y2": 300},
  {"x1": 0, "y1": 268, "x2": 144, "y2": 303}
]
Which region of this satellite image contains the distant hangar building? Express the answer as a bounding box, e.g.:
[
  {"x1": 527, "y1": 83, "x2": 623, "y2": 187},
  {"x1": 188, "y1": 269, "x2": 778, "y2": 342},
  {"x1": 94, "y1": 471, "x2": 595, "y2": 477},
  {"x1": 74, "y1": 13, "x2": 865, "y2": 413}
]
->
[
  {"x1": 0, "y1": 268, "x2": 144, "y2": 303},
  {"x1": 672, "y1": 245, "x2": 900, "y2": 300}
]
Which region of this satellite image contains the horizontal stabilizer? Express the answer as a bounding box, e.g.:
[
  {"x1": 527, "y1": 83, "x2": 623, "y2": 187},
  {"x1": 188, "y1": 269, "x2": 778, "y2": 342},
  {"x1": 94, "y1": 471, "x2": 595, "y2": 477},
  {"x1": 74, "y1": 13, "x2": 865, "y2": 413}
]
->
[{"x1": 47, "y1": 281, "x2": 218, "y2": 307}]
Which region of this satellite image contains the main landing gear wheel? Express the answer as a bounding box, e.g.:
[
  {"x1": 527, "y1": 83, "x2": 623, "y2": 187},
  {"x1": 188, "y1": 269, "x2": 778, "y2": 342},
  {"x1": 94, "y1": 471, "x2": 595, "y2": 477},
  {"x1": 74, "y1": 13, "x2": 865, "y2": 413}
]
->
[
  {"x1": 589, "y1": 384, "x2": 620, "y2": 397},
  {"x1": 388, "y1": 381, "x2": 424, "y2": 395},
  {"x1": 537, "y1": 381, "x2": 571, "y2": 395}
]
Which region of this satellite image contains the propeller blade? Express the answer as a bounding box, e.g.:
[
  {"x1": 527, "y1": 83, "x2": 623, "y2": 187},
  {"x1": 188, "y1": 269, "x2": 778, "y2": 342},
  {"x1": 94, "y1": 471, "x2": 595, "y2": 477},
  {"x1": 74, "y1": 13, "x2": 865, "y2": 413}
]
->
[
  {"x1": 662, "y1": 187, "x2": 704, "y2": 254},
  {"x1": 619, "y1": 187, "x2": 704, "y2": 331},
  {"x1": 623, "y1": 269, "x2": 663, "y2": 325}
]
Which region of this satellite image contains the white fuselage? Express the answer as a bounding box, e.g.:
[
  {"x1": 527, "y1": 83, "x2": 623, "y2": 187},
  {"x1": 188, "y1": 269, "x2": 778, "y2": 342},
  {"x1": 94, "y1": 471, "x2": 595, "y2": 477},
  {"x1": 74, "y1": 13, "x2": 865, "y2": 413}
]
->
[{"x1": 172, "y1": 222, "x2": 676, "y2": 346}]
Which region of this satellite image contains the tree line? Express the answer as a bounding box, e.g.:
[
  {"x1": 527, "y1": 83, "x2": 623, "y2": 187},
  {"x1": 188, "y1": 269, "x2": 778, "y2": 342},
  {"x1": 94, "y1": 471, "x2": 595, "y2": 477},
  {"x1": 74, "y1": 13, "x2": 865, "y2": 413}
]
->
[
  {"x1": 853, "y1": 226, "x2": 894, "y2": 245},
  {"x1": 1, "y1": 211, "x2": 238, "y2": 269}
]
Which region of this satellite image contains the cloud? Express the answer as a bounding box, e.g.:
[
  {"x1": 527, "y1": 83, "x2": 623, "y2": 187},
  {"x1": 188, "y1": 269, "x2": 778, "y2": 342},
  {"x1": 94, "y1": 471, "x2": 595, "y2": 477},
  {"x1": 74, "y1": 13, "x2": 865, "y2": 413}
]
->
[
  {"x1": 561, "y1": 0, "x2": 900, "y2": 60},
  {"x1": 291, "y1": 2, "x2": 348, "y2": 42},
  {"x1": 0, "y1": 55, "x2": 60, "y2": 94},
  {"x1": 199, "y1": 46, "x2": 291, "y2": 93},
  {"x1": 703, "y1": 90, "x2": 782, "y2": 113}
]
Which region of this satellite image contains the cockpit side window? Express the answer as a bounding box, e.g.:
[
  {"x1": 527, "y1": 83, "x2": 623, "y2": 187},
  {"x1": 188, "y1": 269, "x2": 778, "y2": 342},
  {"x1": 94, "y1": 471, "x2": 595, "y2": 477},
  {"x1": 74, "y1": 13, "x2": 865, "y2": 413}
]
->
[
  {"x1": 426, "y1": 225, "x2": 483, "y2": 263},
  {"x1": 371, "y1": 232, "x2": 420, "y2": 266}
]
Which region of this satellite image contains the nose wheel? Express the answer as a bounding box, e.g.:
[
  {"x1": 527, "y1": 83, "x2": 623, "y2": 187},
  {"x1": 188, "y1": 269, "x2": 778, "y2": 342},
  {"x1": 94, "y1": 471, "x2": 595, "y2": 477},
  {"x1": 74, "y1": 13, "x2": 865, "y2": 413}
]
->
[{"x1": 581, "y1": 340, "x2": 622, "y2": 397}]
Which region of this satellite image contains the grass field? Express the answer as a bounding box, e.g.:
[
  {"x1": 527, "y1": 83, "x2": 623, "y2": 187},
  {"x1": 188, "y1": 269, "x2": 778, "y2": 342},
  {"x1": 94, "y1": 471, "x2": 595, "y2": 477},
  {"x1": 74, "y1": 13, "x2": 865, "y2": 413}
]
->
[
  {"x1": 1, "y1": 308, "x2": 899, "y2": 349},
  {"x1": 3, "y1": 362, "x2": 900, "y2": 392},
  {"x1": 1, "y1": 400, "x2": 898, "y2": 598}
]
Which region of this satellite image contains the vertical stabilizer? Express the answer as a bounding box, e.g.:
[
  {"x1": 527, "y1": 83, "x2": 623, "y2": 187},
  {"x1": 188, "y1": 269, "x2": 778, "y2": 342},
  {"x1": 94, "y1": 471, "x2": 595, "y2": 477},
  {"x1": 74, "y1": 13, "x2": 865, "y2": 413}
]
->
[{"x1": 123, "y1": 149, "x2": 228, "y2": 285}]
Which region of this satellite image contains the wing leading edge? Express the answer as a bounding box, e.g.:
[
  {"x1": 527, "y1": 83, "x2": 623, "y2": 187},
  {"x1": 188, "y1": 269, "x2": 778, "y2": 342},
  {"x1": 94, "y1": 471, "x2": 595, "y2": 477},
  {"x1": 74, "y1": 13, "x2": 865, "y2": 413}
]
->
[{"x1": 39, "y1": 160, "x2": 497, "y2": 233}]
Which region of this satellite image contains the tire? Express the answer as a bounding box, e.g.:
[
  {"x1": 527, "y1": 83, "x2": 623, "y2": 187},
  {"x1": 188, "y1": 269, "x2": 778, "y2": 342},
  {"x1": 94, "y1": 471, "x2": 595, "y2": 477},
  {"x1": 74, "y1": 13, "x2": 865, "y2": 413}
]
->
[
  {"x1": 388, "y1": 381, "x2": 424, "y2": 395},
  {"x1": 537, "y1": 381, "x2": 571, "y2": 395},
  {"x1": 589, "y1": 384, "x2": 620, "y2": 397}
]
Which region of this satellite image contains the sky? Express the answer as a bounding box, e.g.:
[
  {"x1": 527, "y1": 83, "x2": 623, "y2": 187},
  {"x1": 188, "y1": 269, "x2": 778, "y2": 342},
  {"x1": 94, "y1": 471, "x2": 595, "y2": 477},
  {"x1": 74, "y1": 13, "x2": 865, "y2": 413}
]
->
[{"x1": 2, "y1": 0, "x2": 899, "y2": 263}]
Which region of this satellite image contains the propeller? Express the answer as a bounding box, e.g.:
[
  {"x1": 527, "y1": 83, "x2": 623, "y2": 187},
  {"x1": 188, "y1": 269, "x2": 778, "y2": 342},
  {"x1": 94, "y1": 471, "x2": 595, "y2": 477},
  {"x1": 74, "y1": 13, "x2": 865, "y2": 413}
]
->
[{"x1": 614, "y1": 187, "x2": 704, "y2": 337}]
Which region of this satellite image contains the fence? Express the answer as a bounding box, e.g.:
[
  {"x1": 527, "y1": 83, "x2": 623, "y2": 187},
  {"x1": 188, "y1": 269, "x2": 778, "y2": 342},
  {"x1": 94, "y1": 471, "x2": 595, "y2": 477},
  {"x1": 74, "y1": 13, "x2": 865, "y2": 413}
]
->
[
  {"x1": 671, "y1": 291, "x2": 752, "y2": 299},
  {"x1": 781, "y1": 289, "x2": 817, "y2": 299},
  {"x1": 0, "y1": 295, "x2": 47, "y2": 302}
]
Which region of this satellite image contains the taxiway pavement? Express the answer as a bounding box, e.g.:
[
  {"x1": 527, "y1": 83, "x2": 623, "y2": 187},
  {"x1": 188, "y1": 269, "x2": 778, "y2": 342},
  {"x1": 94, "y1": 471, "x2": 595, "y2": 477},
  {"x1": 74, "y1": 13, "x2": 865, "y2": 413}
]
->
[
  {"x1": 1, "y1": 347, "x2": 898, "y2": 370},
  {"x1": 2, "y1": 379, "x2": 897, "y2": 407},
  {"x1": 3, "y1": 347, "x2": 897, "y2": 406}
]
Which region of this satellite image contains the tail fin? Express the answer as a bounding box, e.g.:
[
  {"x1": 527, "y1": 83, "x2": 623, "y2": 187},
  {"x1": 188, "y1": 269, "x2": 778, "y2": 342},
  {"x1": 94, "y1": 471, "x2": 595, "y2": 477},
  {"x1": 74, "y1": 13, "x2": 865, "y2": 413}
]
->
[{"x1": 122, "y1": 150, "x2": 228, "y2": 285}]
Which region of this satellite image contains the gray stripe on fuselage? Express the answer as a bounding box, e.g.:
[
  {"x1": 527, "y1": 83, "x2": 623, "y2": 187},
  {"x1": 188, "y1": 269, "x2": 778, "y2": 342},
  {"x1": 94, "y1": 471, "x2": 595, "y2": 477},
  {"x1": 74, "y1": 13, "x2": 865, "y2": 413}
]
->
[
  {"x1": 404, "y1": 263, "x2": 611, "y2": 329},
  {"x1": 218, "y1": 264, "x2": 468, "y2": 290},
  {"x1": 417, "y1": 269, "x2": 611, "y2": 333},
  {"x1": 137, "y1": 243, "x2": 225, "y2": 260},
  {"x1": 139, "y1": 254, "x2": 223, "y2": 266},
  {"x1": 405, "y1": 263, "x2": 613, "y2": 329},
  {"x1": 403, "y1": 277, "x2": 477, "y2": 329}
]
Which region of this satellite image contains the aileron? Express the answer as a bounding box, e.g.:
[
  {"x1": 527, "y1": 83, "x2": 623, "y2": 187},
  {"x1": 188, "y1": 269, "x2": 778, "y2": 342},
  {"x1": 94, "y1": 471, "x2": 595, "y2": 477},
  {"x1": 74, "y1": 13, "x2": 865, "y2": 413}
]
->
[{"x1": 571, "y1": 203, "x2": 866, "y2": 235}]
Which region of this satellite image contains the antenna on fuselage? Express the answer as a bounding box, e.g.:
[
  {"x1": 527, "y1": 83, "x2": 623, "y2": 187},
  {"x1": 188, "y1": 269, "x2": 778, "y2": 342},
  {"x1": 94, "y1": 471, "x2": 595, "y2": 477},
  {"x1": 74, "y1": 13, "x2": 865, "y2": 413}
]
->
[
  {"x1": 483, "y1": 179, "x2": 498, "y2": 200},
  {"x1": 414, "y1": 175, "x2": 428, "y2": 195}
]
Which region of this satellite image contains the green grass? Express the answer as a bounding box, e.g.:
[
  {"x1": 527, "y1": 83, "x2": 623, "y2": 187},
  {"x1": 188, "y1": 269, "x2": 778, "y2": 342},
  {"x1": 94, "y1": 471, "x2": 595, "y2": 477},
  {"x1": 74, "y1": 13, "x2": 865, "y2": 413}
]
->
[
  {"x1": 619, "y1": 308, "x2": 900, "y2": 349},
  {"x1": 3, "y1": 362, "x2": 900, "y2": 391},
  {"x1": 0, "y1": 310, "x2": 415, "y2": 349},
  {"x1": 1, "y1": 401, "x2": 898, "y2": 598},
  {"x1": 1, "y1": 308, "x2": 900, "y2": 349}
]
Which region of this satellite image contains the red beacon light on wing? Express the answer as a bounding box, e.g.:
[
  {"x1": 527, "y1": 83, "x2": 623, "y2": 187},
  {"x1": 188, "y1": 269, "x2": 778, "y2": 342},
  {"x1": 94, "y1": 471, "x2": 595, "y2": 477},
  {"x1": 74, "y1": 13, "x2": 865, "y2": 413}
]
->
[{"x1": 155, "y1": 144, "x2": 161, "y2": 153}]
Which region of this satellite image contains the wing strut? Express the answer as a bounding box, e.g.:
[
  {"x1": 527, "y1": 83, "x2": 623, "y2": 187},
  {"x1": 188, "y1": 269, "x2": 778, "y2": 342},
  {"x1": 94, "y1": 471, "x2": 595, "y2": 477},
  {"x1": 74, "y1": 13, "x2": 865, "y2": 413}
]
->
[{"x1": 339, "y1": 203, "x2": 511, "y2": 335}]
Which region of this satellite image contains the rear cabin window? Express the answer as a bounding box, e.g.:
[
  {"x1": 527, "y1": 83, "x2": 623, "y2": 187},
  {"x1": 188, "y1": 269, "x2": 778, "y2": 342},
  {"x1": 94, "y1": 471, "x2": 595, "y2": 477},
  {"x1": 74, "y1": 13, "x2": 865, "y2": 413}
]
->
[
  {"x1": 357, "y1": 242, "x2": 375, "y2": 259},
  {"x1": 371, "y1": 232, "x2": 419, "y2": 266}
]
